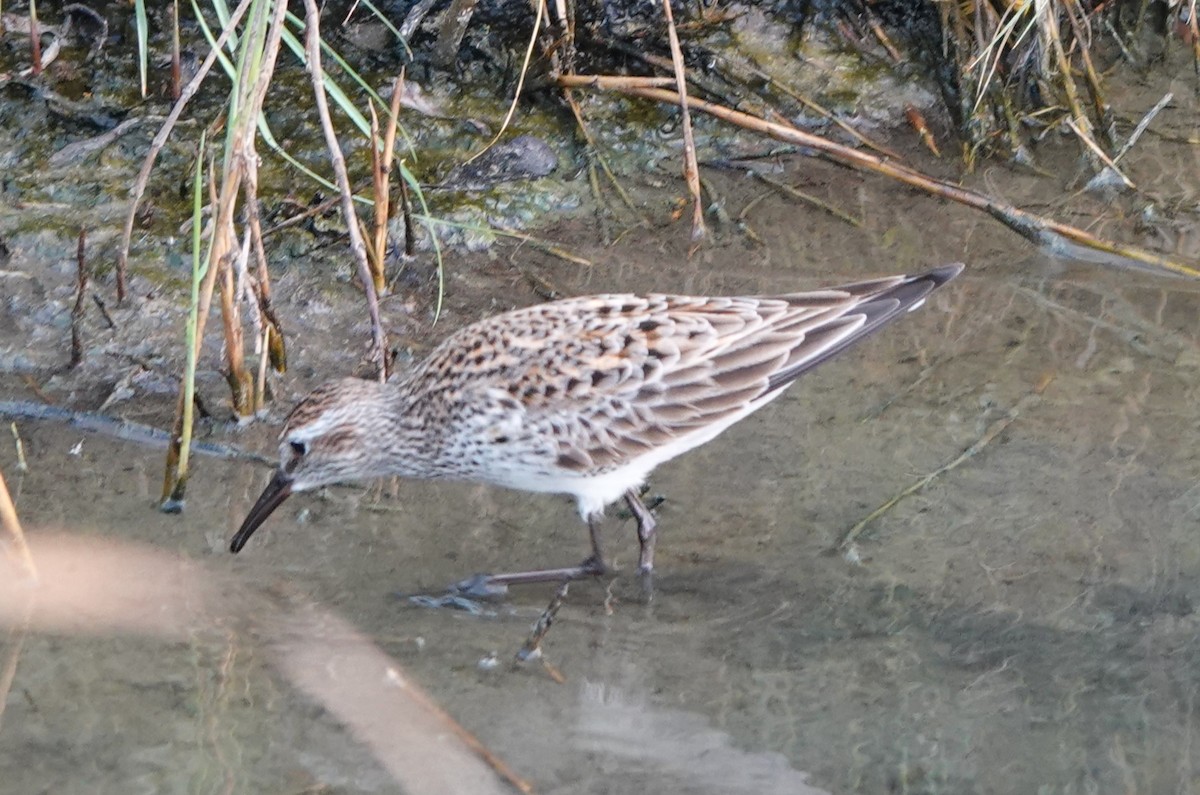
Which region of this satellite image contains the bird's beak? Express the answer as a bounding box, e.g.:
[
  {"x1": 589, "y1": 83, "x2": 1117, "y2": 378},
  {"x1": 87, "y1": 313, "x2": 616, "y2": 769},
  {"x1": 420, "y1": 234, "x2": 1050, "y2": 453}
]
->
[{"x1": 230, "y1": 469, "x2": 293, "y2": 553}]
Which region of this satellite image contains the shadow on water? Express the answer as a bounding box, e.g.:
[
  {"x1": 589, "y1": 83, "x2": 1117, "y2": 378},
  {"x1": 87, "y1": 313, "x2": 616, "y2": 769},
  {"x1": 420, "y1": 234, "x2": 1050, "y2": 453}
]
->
[{"x1": 4, "y1": 56, "x2": 1200, "y2": 795}]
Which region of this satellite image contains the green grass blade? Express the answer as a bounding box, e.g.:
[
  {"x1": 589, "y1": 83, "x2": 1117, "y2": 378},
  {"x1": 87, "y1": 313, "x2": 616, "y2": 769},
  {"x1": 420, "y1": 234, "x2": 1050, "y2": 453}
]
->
[
  {"x1": 135, "y1": 0, "x2": 149, "y2": 96},
  {"x1": 178, "y1": 130, "x2": 210, "y2": 481}
]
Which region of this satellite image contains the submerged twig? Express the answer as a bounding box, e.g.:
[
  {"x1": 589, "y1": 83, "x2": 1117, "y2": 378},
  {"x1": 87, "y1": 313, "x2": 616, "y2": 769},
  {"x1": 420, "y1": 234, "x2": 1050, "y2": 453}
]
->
[
  {"x1": 1067, "y1": 118, "x2": 1133, "y2": 190},
  {"x1": 91, "y1": 295, "x2": 117, "y2": 330},
  {"x1": 1114, "y1": 92, "x2": 1172, "y2": 164},
  {"x1": 491, "y1": 224, "x2": 593, "y2": 266},
  {"x1": 836, "y1": 372, "x2": 1055, "y2": 557},
  {"x1": 515, "y1": 579, "x2": 571, "y2": 684},
  {"x1": 561, "y1": 89, "x2": 639, "y2": 214},
  {"x1": 0, "y1": 598, "x2": 31, "y2": 735},
  {"x1": 748, "y1": 170, "x2": 862, "y2": 228}
]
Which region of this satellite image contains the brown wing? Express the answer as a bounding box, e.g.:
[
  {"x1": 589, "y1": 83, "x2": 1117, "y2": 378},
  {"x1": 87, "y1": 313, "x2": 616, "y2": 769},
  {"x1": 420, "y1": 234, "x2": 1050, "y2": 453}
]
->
[{"x1": 413, "y1": 265, "x2": 962, "y2": 474}]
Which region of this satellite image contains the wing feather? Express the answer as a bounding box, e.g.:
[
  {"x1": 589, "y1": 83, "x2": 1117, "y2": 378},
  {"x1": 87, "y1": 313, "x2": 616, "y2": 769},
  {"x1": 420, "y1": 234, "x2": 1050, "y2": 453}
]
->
[{"x1": 410, "y1": 265, "x2": 962, "y2": 476}]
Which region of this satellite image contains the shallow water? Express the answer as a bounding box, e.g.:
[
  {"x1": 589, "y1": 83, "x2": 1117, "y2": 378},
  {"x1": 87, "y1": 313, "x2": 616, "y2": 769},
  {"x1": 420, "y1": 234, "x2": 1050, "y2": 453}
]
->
[{"x1": 5, "y1": 60, "x2": 1200, "y2": 795}]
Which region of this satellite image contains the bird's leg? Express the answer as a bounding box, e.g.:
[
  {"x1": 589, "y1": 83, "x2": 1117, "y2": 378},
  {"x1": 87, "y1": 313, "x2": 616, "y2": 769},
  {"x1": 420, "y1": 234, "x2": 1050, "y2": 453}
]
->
[
  {"x1": 624, "y1": 489, "x2": 658, "y2": 575},
  {"x1": 581, "y1": 512, "x2": 607, "y2": 573},
  {"x1": 444, "y1": 515, "x2": 609, "y2": 600}
]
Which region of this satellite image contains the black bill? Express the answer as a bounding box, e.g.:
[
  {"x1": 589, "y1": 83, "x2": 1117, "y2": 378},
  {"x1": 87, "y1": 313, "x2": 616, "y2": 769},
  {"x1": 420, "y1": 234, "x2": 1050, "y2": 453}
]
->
[{"x1": 230, "y1": 469, "x2": 293, "y2": 553}]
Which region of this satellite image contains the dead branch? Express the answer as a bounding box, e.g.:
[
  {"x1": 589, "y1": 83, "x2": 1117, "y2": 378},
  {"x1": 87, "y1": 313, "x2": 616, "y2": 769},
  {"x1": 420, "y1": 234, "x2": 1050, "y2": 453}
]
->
[{"x1": 557, "y1": 76, "x2": 1200, "y2": 279}]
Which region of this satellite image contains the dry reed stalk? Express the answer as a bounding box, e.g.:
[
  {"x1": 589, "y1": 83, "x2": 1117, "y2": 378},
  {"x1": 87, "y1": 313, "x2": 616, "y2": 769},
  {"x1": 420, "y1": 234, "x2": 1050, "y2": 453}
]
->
[
  {"x1": 865, "y1": 8, "x2": 902, "y2": 62},
  {"x1": 379, "y1": 74, "x2": 405, "y2": 278},
  {"x1": 564, "y1": 74, "x2": 676, "y2": 89},
  {"x1": 9, "y1": 424, "x2": 28, "y2": 474},
  {"x1": 366, "y1": 104, "x2": 386, "y2": 292},
  {"x1": 302, "y1": 0, "x2": 389, "y2": 382},
  {"x1": 515, "y1": 580, "x2": 570, "y2": 684},
  {"x1": 218, "y1": 233, "x2": 251, "y2": 414},
  {"x1": 737, "y1": 56, "x2": 901, "y2": 159},
  {"x1": 658, "y1": 0, "x2": 705, "y2": 248},
  {"x1": 363, "y1": 74, "x2": 404, "y2": 298},
  {"x1": 1113, "y1": 92, "x2": 1172, "y2": 163},
  {"x1": 206, "y1": 0, "x2": 289, "y2": 418},
  {"x1": 0, "y1": 470, "x2": 36, "y2": 582},
  {"x1": 162, "y1": 0, "x2": 290, "y2": 506},
  {"x1": 240, "y1": 158, "x2": 286, "y2": 378},
  {"x1": 1040, "y1": 3, "x2": 1097, "y2": 162},
  {"x1": 1065, "y1": 118, "x2": 1133, "y2": 189},
  {"x1": 1063, "y1": 0, "x2": 1113, "y2": 148}
]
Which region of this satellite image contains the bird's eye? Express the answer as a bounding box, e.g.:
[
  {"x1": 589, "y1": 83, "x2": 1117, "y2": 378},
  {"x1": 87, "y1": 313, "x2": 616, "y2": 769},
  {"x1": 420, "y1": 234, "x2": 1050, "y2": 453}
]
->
[{"x1": 289, "y1": 440, "x2": 308, "y2": 456}]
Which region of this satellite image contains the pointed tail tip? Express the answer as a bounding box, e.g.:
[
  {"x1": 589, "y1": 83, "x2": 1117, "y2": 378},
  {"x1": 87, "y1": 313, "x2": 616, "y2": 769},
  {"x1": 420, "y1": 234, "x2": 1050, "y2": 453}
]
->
[{"x1": 921, "y1": 262, "x2": 966, "y2": 286}]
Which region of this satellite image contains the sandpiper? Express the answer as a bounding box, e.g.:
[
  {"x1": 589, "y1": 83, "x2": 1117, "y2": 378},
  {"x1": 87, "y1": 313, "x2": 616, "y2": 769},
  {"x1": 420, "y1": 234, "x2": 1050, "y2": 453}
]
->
[{"x1": 231, "y1": 264, "x2": 963, "y2": 593}]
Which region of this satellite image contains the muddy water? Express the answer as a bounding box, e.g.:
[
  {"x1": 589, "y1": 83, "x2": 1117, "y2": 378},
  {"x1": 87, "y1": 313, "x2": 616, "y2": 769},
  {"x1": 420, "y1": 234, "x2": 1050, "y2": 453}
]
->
[{"x1": 5, "y1": 77, "x2": 1200, "y2": 795}]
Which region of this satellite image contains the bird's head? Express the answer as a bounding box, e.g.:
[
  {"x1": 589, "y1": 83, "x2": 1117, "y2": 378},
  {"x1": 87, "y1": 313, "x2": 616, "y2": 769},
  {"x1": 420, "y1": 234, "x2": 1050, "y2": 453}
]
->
[{"x1": 230, "y1": 378, "x2": 390, "y2": 553}]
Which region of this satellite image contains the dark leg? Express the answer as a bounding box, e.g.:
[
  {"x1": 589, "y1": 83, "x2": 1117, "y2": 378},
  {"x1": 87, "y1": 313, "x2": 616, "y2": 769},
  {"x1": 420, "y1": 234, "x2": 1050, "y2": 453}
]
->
[
  {"x1": 625, "y1": 489, "x2": 658, "y2": 574},
  {"x1": 583, "y1": 512, "x2": 607, "y2": 571},
  {"x1": 444, "y1": 514, "x2": 609, "y2": 599}
]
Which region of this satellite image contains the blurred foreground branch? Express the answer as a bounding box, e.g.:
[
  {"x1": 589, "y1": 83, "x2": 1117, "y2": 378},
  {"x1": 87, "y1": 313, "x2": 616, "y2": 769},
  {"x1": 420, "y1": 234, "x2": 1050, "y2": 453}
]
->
[{"x1": 0, "y1": 535, "x2": 529, "y2": 795}]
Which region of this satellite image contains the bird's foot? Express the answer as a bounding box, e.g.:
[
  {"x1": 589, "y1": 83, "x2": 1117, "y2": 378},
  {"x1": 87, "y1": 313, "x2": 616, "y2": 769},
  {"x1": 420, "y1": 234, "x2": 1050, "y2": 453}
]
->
[
  {"x1": 578, "y1": 554, "x2": 609, "y2": 576},
  {"x1": 403, "y1": 591, "x2": 498, "y2": 615},
  {"x1": 443, "y1": 557, "x2": 609, "y2": 600}
]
